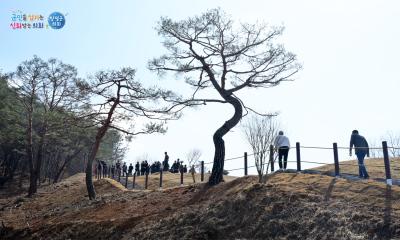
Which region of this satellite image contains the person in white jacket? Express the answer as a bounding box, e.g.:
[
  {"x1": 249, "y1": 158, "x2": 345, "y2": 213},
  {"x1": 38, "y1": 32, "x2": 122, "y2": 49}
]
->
[{"x1": 274, "y1": 131, "x2": 290, "y2": 170}]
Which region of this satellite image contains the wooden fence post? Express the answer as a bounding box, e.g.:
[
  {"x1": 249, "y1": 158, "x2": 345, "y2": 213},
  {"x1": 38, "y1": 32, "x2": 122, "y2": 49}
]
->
[
  {"x1": 201, "y1": 161, "x2": 204, "y2": 182},
  {"x1": 269, "y1": 145, "x2": 274, "y2": 172},
  {"x1": 244, "y1": 152, "x2": 248, "y2": 176},
  {"x1": 159, "y1": 170, "x2": 163, "y2": 188},
  {"x1": 125, "y1": 173, "x2": 129, "y2": 188},
  {"x1": 145, "y1": 172, "x2": 149, "y2": 189},
  {"x1": 180, "y1": 167, "x2": 184, "y2": 186},
  {"x1": 382, "y1": 141, "x2": 392, "y2": 185},
  {"x1": 333, "y1": 142, "x2": 340, "y2": 177},
  {"x1": 132, "y1": 172, "x2": 136, "y2": 189},
  {"x1": 296, "y1": 142, "x2": 301, "y2": 172}
]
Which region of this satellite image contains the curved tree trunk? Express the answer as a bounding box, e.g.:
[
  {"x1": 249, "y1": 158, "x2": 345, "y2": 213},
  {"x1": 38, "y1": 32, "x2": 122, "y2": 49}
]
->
[
  {"x1": 86, "y1": 138, "x2": 101, "y2": 200},
  {"x1": 85, "y1": 93, "x2": 120, "y2": 200},
  {"x1": 209, "y1": 95, "x2": 243, "y2": 185}
]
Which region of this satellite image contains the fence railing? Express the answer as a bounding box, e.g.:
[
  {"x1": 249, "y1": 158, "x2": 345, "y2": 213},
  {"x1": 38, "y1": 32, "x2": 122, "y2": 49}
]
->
[{"x1": 95, "y1": 140, "x2": 399, "y2": 189}]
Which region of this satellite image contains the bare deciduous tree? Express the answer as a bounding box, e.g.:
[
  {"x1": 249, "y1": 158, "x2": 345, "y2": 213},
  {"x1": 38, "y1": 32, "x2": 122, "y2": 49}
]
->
[
  {"x1": 385, "y1": 131, "x2": 400, "y2": 158},
  {"x1": 242, "y1": 114, "x2": 280, "y2": 182},
  {"x1": 186, "y1": 148, "x2": 202, "y2": 167},
  {"x1": 150, "y1": 9, "x2": 301, "y2": 185}
]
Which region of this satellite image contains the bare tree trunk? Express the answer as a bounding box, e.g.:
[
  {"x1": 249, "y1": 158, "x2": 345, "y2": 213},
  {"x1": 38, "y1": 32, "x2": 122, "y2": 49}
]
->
[{"x1": 209, "y1": 96, "x2": 242, "y2": 185}]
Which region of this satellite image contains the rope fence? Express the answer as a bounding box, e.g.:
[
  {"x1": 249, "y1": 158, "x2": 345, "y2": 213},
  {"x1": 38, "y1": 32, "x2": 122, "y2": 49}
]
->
[{"x1": 96, "y1": 140, "x2": 399, "y2": 189}]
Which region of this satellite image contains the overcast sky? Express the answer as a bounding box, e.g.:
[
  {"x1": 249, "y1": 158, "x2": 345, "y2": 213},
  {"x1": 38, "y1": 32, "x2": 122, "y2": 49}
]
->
[{"x1": 1, "y1": 0, "x2": 399, "y2": 175}]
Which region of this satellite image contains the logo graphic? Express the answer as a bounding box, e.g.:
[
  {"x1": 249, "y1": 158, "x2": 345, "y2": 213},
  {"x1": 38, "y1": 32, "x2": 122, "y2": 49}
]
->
[
  {"x1": 48, "y1": 12, "x2": 65, "y2": 29},
  {"x1": 10, "y1": 11, "x2": 66, "y2": 30}
]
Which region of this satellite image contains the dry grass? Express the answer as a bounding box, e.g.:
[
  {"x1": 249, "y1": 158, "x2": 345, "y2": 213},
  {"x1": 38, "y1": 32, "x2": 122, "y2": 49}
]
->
[{"x1": 314, "y1": 157, "x2": 400, "y2": 180}]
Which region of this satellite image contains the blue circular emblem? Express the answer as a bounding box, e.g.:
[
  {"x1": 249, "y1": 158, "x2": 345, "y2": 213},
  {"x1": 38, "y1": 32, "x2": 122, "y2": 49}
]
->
[{"x1": 48, "y1": 12, "x2": 65, "y2": 29}]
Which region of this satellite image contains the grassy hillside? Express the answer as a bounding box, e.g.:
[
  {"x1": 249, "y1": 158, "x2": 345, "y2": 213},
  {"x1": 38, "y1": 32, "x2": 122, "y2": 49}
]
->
[
  {"x1": 1, "y1": 164, "x2": 399, "y2": 239},
  {"x1": 314, "y1": 157, "x2": 400, "y2": 180}
]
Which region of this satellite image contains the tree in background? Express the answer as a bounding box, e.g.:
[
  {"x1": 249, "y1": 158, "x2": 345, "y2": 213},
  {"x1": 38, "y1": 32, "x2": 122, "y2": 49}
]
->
[
  {"x1": 242, "y1": 114, "x2": 280, "y2": 182},
  {"x1": 150, "y1": 8, "x2": 301, "y2": 185},
  {"x1": 12, "y1": 56, "x2": 84, "y2": 196},
  {"x1": 186, "y1": 148, "x2": 202, "y2": 169},
  {"x1": 384, "y1": 131, "x2": 400, "y2": 158},
  {"x1": 13, "y1": 56, "x2": 47, "y2": 196},
  {"x1": 0, "y1": 72, "x2": 25, "y2": 187},
  {"x1": 78, "y1": 67, "x2": 180, "y2": 199},
  {"x1": 2, "y1": 58, "x2": 127, "y2": 196}
]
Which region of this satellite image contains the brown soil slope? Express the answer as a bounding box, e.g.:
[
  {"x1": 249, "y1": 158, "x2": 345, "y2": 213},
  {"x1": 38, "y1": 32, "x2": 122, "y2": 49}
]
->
[{"x1": 1, "y1": 172, "x2": 399, "y2": 240}]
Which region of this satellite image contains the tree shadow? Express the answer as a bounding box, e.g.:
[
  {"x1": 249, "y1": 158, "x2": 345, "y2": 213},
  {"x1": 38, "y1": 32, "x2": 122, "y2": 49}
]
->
[
  {"x1": 287, "y1": 174, "x2": 297, "y2": 182},
  {"x1": 324, "y1": 178, "x2": 336, "y2": 202},
  {"x1": 382, "y1": 185, "x2": 392, "y2": 239}
]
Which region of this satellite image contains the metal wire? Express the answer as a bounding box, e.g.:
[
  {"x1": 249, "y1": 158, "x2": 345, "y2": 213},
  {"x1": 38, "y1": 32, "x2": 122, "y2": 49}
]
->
[{"x1": 301, "y1": 160, "x2": 331, "y2": 165}]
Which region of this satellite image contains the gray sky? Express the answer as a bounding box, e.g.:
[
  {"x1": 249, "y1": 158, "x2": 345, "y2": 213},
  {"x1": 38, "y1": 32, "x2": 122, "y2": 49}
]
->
[{"x1": 1, "y1": 0, "x2": 399, "y2": 175}]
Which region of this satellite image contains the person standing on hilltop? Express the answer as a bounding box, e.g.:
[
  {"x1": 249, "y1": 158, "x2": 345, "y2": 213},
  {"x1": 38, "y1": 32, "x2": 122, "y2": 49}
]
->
[
  {"x1": 128, "y1": 163, "x2": 133, "y2": 176},
  {"x1": 135, "y1": 161, "x2": 140, "y2": 176},
  {"x1": 349, "y1": 130, "x2": 370, "y2": 179},
  {"x1": 274, "y1": 131, "x2": 290, "y2": 171},
  {"x1": 163, "y1": 152, "x2": 170, "y2": 171},
  {"x1": 122, "y1": 162, "x2": 127, "y2": 177}
]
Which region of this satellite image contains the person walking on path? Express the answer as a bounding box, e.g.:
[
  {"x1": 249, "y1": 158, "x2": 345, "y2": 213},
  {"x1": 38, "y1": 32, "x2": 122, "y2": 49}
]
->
[
  {"x1": 274, "y1": 131, "x2": 290, "y2": 170},
  {"x1": 349, "y1": 129, "x2": 370, "y2": 179}
]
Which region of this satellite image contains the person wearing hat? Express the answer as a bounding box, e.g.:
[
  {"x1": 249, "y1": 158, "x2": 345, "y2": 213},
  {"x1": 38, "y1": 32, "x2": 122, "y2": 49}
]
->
[
  {"x1": 274, "y1": 131, "x2": 290, "y2": 170},
  {"x1": 349, "y1": 129, "x2": 370, "y2": 179}
]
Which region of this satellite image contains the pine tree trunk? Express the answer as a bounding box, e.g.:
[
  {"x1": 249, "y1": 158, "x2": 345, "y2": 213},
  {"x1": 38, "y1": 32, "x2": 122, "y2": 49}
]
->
[
  {"x1": 209, "y1": 95, "x2": 242, "y2": 186},
  {"x1": 85, "y1": 93, "x2": 120, "y2": 200},
  {"x1": 27, "y1": 109, "x2": 37, "y2": 197},
  {"x1": 85, "y1": 151, "x2": 97, "y2": 200}
]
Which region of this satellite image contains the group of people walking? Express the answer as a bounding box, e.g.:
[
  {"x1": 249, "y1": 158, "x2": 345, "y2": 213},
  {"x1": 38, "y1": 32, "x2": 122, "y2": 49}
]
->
[
  {"x1": 274, "y1": 129, "x2": 370, "y2": 179},
  {"x1": 98, "y1": 129, "x2": 371, "y2": 182}
]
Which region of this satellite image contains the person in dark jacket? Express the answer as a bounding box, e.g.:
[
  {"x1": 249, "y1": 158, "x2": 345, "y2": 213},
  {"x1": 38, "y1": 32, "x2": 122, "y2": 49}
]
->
[
  {"x1": 128, "y1": 163, "x2": 133, "y2": 176},
  {"x1": 349, "y1": 130, "x2": 370, "y2": 179},
  {"x1": 163, "y1": 152, "x2": 170, "y2": 171},
  {"x1": 122, "y1": 162, "x2": 127, "y2": 177},
  {"x1": 135, "y1": 161, "x2": 140, "y2": 175},
  {"x1": 140, "y1": 161, "x2": 145, "y2": 176}
]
